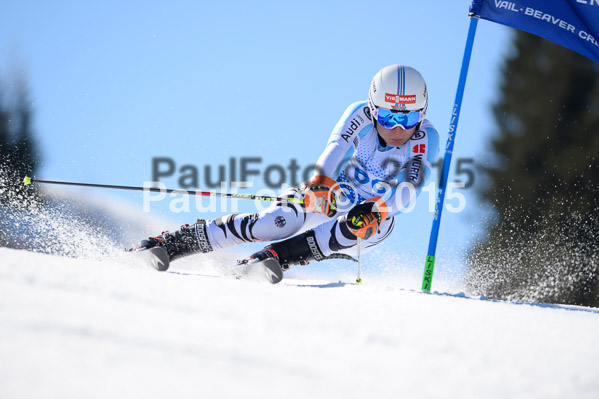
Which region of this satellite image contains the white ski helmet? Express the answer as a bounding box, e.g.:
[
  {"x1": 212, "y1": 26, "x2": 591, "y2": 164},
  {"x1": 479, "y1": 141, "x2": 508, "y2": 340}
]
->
[{"x1": 368, "y1": 65, "x2": 428, "y2": 127}]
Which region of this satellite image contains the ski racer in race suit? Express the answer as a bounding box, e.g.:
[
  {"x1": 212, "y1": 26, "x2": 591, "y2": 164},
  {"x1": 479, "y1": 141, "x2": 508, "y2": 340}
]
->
[{"x1": 138, "y1": 65, "x2": 440, "y2": 269}]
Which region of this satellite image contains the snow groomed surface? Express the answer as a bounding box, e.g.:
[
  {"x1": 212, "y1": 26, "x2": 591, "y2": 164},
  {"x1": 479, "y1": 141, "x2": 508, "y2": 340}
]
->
[{"x1": 1, "y1": 247, "x2": 598, "y2": 398}]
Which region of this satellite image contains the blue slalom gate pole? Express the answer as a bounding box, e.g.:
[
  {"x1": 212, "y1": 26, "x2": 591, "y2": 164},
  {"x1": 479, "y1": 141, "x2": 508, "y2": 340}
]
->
[{"x1": 422, "y1": 13, "x2": 479, "y2": 291}]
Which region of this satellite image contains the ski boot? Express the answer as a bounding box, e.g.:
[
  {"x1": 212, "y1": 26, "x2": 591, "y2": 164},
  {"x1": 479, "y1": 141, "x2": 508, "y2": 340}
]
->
[
  {"x1": 240, "y1": 230, "x2": 325, "y2": 271},
  {"x1": 137, "y1": 219, "x2": 213, "y2": 261}
]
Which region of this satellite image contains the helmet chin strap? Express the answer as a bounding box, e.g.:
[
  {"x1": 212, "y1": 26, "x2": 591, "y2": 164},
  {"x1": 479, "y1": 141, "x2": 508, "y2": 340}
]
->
[
  {"x1": 377, "y1": 133, "x2": 388, "y2": 148},
  {"x1": 371, "y1": 113, "x2": 388, "y2": 147},
  {"x1": 372, "y1": 121, "x2": 387, "y2": 147}
]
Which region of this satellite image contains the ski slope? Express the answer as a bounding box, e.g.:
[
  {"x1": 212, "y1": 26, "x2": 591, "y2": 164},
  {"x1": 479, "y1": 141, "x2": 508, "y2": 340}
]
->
[{"x1": 1, "y1": 246, "x2": 598, "y2": 399}]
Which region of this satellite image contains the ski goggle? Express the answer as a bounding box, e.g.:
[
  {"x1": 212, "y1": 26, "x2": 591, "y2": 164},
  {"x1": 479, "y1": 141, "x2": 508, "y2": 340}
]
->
[{"x1": 376, "y1": 108, "x2": 424, "y2": 129}]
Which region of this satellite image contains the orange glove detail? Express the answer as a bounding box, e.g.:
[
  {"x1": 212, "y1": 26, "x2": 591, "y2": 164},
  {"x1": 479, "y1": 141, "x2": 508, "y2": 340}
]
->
[
  {"x1": 343, "y1": 197, "x2": 389, "y2": 240},
  {"x1": 303, "y1": 175, "x2": 340, "y2": 217}
]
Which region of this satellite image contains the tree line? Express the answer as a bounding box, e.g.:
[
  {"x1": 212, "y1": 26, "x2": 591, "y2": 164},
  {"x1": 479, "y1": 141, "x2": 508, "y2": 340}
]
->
[
  {"x1": 0, "y1": 72, "x2": 39, "y2": 246},
  {"x1": 467, "y1": 30, "x2": 599, "y2": 307}
]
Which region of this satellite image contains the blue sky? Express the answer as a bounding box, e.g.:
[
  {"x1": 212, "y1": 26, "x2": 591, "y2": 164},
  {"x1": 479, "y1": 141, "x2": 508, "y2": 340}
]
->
[{"x1": 1, "y1": 0, "x2": 512, "y2": 279}]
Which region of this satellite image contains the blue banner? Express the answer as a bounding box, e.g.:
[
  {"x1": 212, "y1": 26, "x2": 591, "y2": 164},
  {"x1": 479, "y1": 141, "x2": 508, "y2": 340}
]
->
[{"x1": 470, "y1": 0, "x2": 599, "y2": 64}]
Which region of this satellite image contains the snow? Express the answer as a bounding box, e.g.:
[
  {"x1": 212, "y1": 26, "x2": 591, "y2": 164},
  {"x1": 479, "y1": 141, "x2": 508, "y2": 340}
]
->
[{"x1": 1, "y1": 247, "x2": 598, "y2": 398}]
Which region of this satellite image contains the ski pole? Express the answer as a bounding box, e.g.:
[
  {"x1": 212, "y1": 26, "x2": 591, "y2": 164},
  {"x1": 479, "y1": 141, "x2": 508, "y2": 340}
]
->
[
  {"x1": 422, "y1": 13, "x2": 479, "y2": 292},
  {"x1": 355, "y1": 236, "x2": 362, "y2": 284},
  {"x1": 19, "y1": 176, "x2": 305, "y2": 205}
]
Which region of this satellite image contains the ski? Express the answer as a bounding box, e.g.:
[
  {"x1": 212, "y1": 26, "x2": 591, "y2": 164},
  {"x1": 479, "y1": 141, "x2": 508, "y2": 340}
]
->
[
  {"x1": 134, "y1": 247, "x2": 170, "y2": 271},
  {"x1": 246, "y1": 258, "x2": 284, "y2": 284},
  {"x1": 228, "y1": 257, "x2": 284, "y2": 284},
  {"x1": 130, "y1": 246, "x2": 283, "y2": 284}
]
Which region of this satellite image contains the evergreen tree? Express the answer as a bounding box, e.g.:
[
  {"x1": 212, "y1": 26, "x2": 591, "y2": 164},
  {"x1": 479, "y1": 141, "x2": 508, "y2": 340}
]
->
[
  {"x1": 467, "y1": 31, "x2": 599, "y2": 307},
  {"x1": 0, "y1": 72, "x2": 41, "y2": 247}
]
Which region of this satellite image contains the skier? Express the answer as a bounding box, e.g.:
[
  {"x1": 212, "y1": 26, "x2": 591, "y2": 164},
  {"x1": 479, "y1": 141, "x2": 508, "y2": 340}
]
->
[{"x1": 137, "y1": 65, "x2": 440, "y2": 272}]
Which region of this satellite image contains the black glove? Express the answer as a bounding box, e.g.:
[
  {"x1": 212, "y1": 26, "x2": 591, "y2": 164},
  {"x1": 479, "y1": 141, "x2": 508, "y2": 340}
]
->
[{"x1": 341, "y1": 197, "x2": 388, "y2": 240}]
